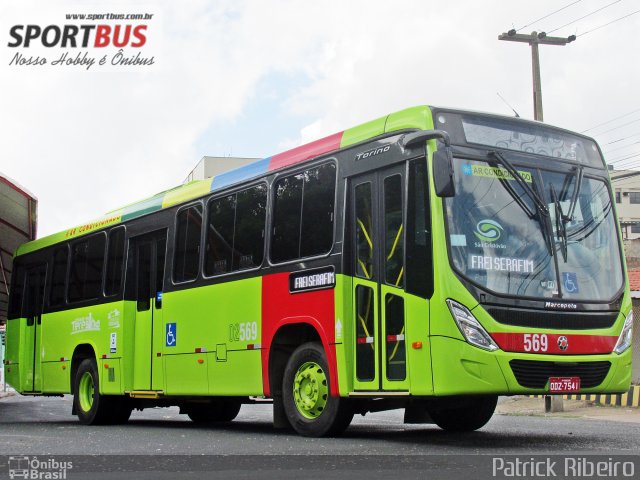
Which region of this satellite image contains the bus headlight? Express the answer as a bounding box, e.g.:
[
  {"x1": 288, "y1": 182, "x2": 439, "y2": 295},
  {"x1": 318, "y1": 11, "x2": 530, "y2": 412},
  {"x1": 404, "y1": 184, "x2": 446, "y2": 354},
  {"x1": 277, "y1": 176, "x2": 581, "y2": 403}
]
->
[
  {"x1": 446, "y1": 299, "x2": 499, "y2": 351},
  {"x1": 613, "y1": 311, "x2": 633, "y2": 354}
]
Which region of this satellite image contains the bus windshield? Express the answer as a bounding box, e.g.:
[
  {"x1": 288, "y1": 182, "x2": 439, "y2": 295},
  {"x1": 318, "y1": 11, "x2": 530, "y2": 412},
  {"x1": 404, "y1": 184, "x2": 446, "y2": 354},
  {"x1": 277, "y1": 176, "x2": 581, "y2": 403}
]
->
[{"x1": 445, "y1": 157, "x2": 623, "y2": 301}]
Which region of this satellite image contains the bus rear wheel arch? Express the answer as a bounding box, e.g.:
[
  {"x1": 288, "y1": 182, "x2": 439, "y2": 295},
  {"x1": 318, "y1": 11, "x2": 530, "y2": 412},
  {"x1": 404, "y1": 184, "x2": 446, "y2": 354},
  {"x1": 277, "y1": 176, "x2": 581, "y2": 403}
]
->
[{"x1": 282, "y1": 342, "x2": 353, "y2": 437}]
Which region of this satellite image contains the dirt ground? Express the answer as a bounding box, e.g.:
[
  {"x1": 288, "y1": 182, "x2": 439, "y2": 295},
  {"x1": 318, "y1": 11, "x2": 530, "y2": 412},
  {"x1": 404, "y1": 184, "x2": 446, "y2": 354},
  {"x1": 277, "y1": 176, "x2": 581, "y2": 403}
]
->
[{"x1": 497, "y1": 396, "x2": 640, "y2": 424}]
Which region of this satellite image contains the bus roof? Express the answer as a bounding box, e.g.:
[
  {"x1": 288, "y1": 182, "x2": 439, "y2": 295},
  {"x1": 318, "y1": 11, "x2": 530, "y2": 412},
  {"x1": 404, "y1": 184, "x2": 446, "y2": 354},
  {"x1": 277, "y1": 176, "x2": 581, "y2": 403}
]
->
[{"x1": 16, "y1": 105, "x2": 434, "y2": 256}]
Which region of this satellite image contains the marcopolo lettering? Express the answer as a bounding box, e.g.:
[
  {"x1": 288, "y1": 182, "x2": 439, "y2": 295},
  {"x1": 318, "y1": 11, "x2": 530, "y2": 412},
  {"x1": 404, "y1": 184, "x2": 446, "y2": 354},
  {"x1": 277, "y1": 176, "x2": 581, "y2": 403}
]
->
[
  {"x1": 355, "y1": 144, "x2": 391, "y2": 161},
  {"x1": 545, "y1": 301, "x2": 578, "y2": 310},
  {"x1": 290, "y1": 267, "x2": 336, "y2": 293}
]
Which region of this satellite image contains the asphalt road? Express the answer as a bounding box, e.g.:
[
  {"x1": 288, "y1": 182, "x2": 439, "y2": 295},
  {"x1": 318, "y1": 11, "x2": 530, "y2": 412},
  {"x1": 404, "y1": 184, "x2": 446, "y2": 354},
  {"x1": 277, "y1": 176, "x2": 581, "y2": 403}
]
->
[{"x1": 0, "y1": 395, "x2": 638, "y2": 479}]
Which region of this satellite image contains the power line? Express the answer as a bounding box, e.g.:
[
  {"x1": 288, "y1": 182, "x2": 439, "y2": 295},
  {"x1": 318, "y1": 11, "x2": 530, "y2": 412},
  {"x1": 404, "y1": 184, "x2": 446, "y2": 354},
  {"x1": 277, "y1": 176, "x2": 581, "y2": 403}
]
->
[
  {"x1": 548, "y1": 0, "x2": 623, "y2": 34},
  {"x1": 602, "y1": 133, "x2": 640, "y2": 145},
  {"x1": 603, "y1": 140, "x2": 640, "y2": 155},
  {"x1": 611, "y1": 157, "x2": 640, "y2": 169},
  {"x1": 516, "y1": 0, "x2": 584, "y2": 32},
  {"x1": 581, "y1": 108, "x2": 640, "y2": 133},
  {"x1": 580, "y1": 8, "x2": 640, "y2": 36},
  {"x1": 608, "y1": 153, "x2": 640, "y2": 167},
  {"x1": 592, "y1": 117, "x2": 640, "y2": 136}
]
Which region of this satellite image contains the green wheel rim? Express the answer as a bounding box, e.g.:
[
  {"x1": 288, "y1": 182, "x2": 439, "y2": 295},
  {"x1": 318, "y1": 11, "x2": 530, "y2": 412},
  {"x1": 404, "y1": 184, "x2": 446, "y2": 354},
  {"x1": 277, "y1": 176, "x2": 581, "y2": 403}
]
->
[
  {"x1": 292, "y1": 361, "x2": 329, "y2": 419},
  {"x1": 78, "y1": 372, "x2": 95, "y2": 412}
]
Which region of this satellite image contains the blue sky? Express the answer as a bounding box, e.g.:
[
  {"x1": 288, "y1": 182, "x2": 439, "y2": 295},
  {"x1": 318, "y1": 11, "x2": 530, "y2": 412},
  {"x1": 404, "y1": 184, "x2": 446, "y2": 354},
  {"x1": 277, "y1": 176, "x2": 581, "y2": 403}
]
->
[{"x1": 195, "y1": 70, "x2": 314, "y2": 162}]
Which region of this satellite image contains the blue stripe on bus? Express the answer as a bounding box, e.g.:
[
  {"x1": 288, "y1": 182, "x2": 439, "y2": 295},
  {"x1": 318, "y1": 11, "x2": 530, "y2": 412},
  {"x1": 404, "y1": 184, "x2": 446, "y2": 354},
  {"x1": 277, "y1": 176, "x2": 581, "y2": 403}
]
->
[
  {"x1": 211, "y1": 157, "x2": 271, "y2": 191},
  {"x1": 121, "y1": 194, "x2": 165, "y2": 222}
]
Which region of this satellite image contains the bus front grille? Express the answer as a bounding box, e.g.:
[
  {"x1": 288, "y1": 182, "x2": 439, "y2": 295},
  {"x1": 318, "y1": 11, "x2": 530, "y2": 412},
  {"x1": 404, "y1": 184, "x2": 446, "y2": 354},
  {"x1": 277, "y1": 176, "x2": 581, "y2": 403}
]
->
[
  {"x1": 509, "y1": 360, "x2": 611, "y2": 389},
  {"x1": 487, "y1": 307, "x2": 618, "y2": 330}
]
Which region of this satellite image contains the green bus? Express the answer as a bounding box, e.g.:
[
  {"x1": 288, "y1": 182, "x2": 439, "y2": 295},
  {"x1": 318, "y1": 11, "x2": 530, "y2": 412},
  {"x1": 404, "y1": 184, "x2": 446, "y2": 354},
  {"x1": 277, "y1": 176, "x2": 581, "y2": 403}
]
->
[{"x1": 4, "y1": 105, "x2": 632, "y2": 437}]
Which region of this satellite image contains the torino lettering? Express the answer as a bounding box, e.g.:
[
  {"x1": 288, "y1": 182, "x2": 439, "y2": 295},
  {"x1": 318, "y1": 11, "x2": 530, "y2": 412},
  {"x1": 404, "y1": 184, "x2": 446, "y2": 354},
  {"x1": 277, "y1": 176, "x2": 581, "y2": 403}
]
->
[{"x1": 469, "y1": 255, "x2": 534, "y2": 273}]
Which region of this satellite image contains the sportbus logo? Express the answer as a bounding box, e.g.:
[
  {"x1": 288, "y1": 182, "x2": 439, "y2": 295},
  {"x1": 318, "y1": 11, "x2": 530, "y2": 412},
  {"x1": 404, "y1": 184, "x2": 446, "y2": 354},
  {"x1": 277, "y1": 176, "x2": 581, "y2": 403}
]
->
[
  {"x1": 8, "y1": 456, "x2": 73, "y2": 479},
  {"x1": 6, "y1": 11, "x2": 156, "y2": 70}
]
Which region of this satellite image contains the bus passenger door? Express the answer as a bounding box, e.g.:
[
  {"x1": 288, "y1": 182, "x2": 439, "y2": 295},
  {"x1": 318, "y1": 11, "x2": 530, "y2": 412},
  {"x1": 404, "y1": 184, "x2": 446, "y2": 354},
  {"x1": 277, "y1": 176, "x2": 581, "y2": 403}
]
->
[
  {"x1": 21, "y1": 263, "x2": 46, "y2": 392},
  {"x1": 129, "y1": 231, "x2": 166, "y2": 391},
  {"x1": 350, "y1": 160, "x2": 432, "y2": 393}
]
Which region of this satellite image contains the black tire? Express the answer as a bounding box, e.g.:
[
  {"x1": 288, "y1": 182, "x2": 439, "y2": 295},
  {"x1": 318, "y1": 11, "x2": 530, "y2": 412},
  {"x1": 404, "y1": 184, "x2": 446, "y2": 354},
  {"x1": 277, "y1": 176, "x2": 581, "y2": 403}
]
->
[
  {"x1": 186, "y1": 399, "x2": 242, "y2": 423},
  {"x1": 73, "y1": 358, "x2": 113, "y2": 425},
  {"x1": 282, "y1": 342, "x2": 353, "y2": 437},
  {"x1": 429, "y1": 395, "x2": 497, "y2": 432}
]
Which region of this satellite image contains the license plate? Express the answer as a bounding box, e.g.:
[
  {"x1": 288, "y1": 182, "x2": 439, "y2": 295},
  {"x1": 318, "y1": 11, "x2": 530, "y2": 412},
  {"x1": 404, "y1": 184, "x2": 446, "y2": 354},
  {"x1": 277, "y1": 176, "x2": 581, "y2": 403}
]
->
[{"x1": 548, "y1": 376, "x2": 580, "y2": 392}]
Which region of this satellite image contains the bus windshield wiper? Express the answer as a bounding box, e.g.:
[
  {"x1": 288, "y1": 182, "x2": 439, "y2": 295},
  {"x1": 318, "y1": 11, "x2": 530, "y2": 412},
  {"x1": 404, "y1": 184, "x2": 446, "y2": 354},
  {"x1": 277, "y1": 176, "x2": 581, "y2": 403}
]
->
[
  {"x1": 488, "y1": 150, "x2": 554, "y2": 255},
  {"x1": 552, "y1": 166, "x2": 584, "y2": 262},
  {"x1": 489, "y1": 151, "x2": 549, "y2": 216},
  {"x1": 550, "y1": 184, "x2": 568, "y2": 262},
  {"x1": 563, "y1": 165, "x2": 584, "y2": 226}
]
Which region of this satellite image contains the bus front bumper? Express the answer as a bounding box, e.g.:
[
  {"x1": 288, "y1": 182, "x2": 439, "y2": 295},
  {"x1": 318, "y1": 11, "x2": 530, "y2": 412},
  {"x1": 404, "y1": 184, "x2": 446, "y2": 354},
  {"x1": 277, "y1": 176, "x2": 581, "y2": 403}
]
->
[{"x1": 430, "y1": 336, "x2": 632, "y2": 396}]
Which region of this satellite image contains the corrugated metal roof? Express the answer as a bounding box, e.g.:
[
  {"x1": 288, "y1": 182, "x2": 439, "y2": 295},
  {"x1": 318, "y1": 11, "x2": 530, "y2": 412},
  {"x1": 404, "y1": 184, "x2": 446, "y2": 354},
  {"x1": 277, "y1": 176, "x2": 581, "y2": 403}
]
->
[{"x1": 0, "y1": 173, "x2": 37, "y2": 324}]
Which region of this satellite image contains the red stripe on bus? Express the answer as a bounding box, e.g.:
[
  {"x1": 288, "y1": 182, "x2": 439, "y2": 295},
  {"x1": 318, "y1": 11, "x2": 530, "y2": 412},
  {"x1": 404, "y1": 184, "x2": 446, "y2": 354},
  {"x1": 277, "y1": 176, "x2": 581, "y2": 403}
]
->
[
  {"x1": 491, "y1": 332, "x2": 618, "y2": 355},
  {"x1": 261, "y1": 272, "x2": 337, "y2": 396},
  {"x1": 268, "y1": 132, "x2": 344, "y2": 172}
]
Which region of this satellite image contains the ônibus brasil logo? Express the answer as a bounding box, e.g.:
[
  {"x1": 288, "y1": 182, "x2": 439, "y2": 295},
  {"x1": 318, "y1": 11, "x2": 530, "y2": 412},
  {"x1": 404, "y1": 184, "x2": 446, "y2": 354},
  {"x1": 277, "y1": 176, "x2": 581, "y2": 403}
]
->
[{"x1": 474, "y1": 219, "x2": 504, "y2": 243}]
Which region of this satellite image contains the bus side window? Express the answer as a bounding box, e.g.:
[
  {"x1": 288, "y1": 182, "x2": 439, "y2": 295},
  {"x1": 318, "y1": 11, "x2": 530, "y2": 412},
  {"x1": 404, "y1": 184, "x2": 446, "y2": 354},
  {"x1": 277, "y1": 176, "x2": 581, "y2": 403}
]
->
[
  {"x1": 271, "y1": 173, "x2": 303, "y2": 263},
  {"x1": 271, "y1": 163, "x2": 336, "y2": 263},
  {"x1": 68, "y1": 233, "x2": 106, "y2": 303},
  {"x1": 205, "y1": 194, "x2": 236, "y2": 275},
  {"x1": 49, "y1": 246, "x2": 68, "y2": 307},
  {"x1": 173, "y1": 204, "x2": 203, "y2": 283},
  {"x1": 105, "y1": 227, "x2": 126, "y2": 296},
  {"x1": 7, "y1": 261, "x2": 25, "y2": 319},
  {"x1": 205, "y1": 184, "x2": 267, "y2": 276},
  {"x1": 300, "y1": 164, "x2": 336, "y2": 258},
  {"x1": 233, "y1": 184, "x2": 266, "y2": 270},
  {"x1": 405, "y1": 158, "x2": 432, "y2": 298}
]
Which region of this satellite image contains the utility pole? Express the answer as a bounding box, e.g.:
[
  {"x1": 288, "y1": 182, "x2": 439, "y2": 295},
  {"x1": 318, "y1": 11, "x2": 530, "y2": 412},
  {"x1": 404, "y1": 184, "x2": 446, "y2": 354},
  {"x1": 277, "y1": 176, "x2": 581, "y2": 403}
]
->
[
  {"x1": 498, "y1": 29, "x2": 576, "y2": 414},
  {"x1": 498, "y1": 30, "x2": 576, "y2": 121}
]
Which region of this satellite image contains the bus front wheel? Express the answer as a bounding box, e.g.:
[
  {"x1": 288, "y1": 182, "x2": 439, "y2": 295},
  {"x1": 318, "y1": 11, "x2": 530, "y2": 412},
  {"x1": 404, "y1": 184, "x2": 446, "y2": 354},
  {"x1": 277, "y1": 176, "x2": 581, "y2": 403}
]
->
[
  {"x1": 282, "y1": 342, "x2": 353, "y2": 437},
  {"x1": 428, "y1": 395, "x2": 497, "y2": 432}
]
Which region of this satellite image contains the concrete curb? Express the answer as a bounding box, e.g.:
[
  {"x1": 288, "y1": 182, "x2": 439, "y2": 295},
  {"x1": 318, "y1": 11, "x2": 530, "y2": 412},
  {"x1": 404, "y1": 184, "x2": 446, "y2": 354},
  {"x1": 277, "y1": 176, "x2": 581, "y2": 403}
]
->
[{"x1": 531, "y1": 385, "x2": 640, "y2": 407}]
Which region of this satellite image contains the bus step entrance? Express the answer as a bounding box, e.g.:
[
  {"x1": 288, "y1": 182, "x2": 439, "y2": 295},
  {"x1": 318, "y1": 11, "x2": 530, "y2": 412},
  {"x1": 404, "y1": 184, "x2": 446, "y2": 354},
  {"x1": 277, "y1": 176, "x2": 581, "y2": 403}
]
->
[{"x1": 128, "y1": 390, "x2": 162, "y2": 399}]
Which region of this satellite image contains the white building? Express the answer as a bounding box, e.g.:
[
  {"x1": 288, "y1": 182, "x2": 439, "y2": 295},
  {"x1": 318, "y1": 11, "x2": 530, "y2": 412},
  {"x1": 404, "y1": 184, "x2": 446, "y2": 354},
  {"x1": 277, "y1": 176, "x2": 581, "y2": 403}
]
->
[
  {"x1": 184, "y1": 156, "x2": 258, "y2": 183},
  {"x1": 611, "y1": 168, "x2": 640, "y2": 240}
]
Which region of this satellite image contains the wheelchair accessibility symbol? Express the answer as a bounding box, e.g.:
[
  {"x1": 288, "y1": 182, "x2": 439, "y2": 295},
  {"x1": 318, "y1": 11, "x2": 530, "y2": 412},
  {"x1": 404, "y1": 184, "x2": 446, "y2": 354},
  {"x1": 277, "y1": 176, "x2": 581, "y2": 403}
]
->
[
  {"x1": 562, "y1": 272, "x2": 579, "y2": 294},
  {"x1": 166, "y1": 323, "x2": 177, "y2": 347}
]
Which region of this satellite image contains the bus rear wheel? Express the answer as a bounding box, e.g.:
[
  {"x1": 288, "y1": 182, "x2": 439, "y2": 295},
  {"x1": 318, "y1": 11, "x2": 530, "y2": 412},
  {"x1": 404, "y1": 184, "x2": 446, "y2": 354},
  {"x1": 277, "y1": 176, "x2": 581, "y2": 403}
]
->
[
  {"x1": 73, "y1": 358, "x2": 113, "y2": 425},
  {"x1": 428, "y1": 395, "x2": 497, "y2": 432},
  {"x1": 282, "y1": 342, "x2": 353, "y2": 437},
  {"x1": 186, "y1": 399, "x2": 242, "y2": 423}
]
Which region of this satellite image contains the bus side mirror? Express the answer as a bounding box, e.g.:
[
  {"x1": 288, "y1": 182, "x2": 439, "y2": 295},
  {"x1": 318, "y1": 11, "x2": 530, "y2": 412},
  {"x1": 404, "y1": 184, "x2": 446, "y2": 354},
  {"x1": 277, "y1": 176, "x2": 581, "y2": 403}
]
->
[
  {"x1": 433, "y1": 147, "x2": 455, "y2": 197},
  {"x1": 400, "y1": 129, "x2": 455, "y2": 197}
]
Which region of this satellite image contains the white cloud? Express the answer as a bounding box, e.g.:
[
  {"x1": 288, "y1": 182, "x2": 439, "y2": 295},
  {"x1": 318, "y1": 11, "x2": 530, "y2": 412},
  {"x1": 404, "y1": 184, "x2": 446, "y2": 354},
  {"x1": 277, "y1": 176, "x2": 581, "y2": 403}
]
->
[{"x1": 1, "y1": 0, "x2": 638, "y2": 237}]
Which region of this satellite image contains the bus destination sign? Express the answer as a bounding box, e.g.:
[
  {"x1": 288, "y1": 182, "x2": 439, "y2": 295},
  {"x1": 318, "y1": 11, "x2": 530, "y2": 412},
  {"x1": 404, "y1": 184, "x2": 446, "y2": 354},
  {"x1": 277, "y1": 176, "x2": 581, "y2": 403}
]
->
[{"x1": 289, "y1": 266, "x2": 336, "y2": 294}]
